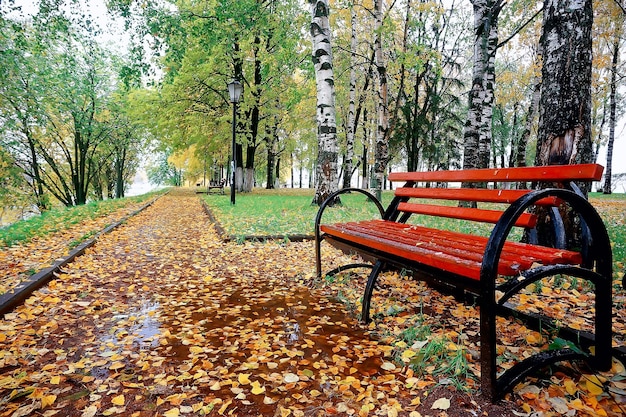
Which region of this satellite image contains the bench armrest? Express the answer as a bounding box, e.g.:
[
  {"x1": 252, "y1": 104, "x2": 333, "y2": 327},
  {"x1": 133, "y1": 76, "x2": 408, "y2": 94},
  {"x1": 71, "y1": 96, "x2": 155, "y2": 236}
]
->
[{"x1": 314, "y1": 188, "x2": 385, "y2": 278}]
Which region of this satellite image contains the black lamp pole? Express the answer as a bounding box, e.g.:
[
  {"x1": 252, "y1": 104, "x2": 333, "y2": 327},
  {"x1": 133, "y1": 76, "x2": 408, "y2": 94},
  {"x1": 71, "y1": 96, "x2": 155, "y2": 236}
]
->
[{"x1": 227, "y1": 80, "x2": 243, "y2": 205}]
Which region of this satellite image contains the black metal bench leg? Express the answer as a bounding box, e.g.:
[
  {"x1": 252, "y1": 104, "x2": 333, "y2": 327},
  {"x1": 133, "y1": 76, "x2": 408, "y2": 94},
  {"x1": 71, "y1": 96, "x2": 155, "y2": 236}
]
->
[
  {"x1": 361, "y1": 260, "x2": 385, "y2": 323},
  {"x1": 594, "y1": 275, "x2": 613, "y2": 371}
]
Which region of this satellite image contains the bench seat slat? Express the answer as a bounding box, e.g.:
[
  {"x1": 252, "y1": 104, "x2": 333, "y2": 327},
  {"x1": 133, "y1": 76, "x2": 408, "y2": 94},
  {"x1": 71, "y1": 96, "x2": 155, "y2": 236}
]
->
[
  {"x1": 396, "y1": 202, "x2": 537, "y2": 228},
  {"x1": 320, "y1": 220, "x2": 582, "y2": 279},
  {"x1": 388, "y1": 163, "x2": 604, "y2": 183},
  {"x1": 394, "y1": 187, "x2": 560, "y2": 206},
  {"x1": 337, "y1": 221, "x2": 581, "y2": 275},
  {"x1": 357, "y1": 222, "x2": 526, "y2": 273},
  {"x1": 321, "y1": 223, "x2": 484, "y2": 279},
  {"x1": 370, "y1": 221, "x2": 580, "y2": 267}
]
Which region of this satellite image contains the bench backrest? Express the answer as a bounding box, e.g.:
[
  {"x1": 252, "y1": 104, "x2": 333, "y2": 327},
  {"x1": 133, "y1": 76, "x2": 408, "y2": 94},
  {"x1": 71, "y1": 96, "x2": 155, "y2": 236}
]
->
[{"x1": 387, "y1": 164, "x2": 604, "y2": 229}]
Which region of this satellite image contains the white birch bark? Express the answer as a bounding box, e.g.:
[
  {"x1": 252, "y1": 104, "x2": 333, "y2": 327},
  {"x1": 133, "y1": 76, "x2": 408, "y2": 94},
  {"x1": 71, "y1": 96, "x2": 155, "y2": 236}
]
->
[
  {"x1": 536, "y1": 0, "x2": 593, "y2": 169},
  {"x1": 603, "y1": 31, "x2": 620, "y2": 194},
  {"x1": 310, "y1": 0, "x2": 340, "y2": 204},
  {"x1": 373, "y1": 0, "x2": 389, "y2": 199},
  {"x1": 532, "y1": 0, "x2": 593, "y2": 247},
  {"x1": 342, "y1": 5, "x2": 357, "y2": 189},
  {"x1": 462, "y1": 0, "x2": 502, "y2": 173}
]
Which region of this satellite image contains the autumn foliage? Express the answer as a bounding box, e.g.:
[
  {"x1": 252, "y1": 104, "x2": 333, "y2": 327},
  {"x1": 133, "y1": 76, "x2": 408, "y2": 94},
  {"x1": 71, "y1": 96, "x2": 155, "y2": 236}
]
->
[{"x1": 0, "y1": 189, "x2": 624, "y2": 416}]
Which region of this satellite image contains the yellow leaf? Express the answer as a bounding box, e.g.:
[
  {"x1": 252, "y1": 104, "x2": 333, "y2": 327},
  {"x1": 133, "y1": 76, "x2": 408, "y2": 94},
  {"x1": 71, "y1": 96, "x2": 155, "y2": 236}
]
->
[
  {"x1": 102, "y1": 407, "x2": 123, "y2": 416},
  {"x1": 401, "y1": 350, "x2": 416, "y2": 362},
  {"x1": 525, "y1": 332, "x2": 542, "y2": 345},
  {"x1": 585, "y1": 375, "x2": 604, "y2": 396},
  {"x1": 112, "y1": 394, "x2": 125, "y2": 406},
  {"x1": 238, "y1": 373, "x2": 251, "y2": 385},
  {"x1": 163, "y1": 408, "x2": 180, "y2": 417},
  {"x1": 41, "y1": 394, "x2": 57, "y2": 408},
  {"x1": 218, "y1": 399, "x2": 232, "y2": 415},
  {"x1": 50, "y1": 376, "x2": 61, "y2": 385},
  {"x1": 564, "y1": 379, "x2": 578, "y2": 396},
  {"x1": 250, "y1": 381, "x2": 265, "y2": 395},
  {"x1": 431, "y1": 397, "x2": 450, "y2": 410},
  {"x1": 280, "y1": 407, "x2": 292, "y2": 417},
  {"x1": 109, "y1": 361, "x2": 125, "y2": 371},
  {"x1": 189, "y1": 346, "x2": 204, "y2": 355}
]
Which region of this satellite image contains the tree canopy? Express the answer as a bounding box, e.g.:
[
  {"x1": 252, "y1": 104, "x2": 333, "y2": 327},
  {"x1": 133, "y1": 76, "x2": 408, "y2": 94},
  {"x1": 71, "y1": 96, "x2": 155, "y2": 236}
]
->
[{"x1": 1, "y1": 0, "x2": 624, "y2": 215}]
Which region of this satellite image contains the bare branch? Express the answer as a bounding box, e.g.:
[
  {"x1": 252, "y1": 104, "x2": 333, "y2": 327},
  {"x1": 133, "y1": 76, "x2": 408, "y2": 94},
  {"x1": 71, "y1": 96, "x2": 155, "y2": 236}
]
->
[{"x1": 496, "y1": 6, "x2": 543, "y2": 50}]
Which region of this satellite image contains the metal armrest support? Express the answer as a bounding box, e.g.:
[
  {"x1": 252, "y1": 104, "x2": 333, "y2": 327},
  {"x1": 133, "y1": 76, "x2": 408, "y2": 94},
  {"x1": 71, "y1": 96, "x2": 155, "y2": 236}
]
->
[
  {"x1": 314, "y1": 188, "x2": 385, "y2": 278},
  {"x1": 479, "y1": 188, "x2": 613, "y2": 400}
]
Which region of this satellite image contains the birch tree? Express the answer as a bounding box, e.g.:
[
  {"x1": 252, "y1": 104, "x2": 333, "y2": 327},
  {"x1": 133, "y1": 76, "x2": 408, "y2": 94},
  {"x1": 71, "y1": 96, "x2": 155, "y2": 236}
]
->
[
  {"x1": 310, "y1": 0, "x2": 340, "y2": 205},
  {"x1": 533, "y1": 0, "x2": 593, "y2": 248},
  {"x1": 342, "y1": 4, "x2": 358, "y2": 189},
  {"x1": 596, "y1": 0, "x2": 625, "y2": 194},
  {"x1": 462, "y1": 0, "x2": 503, "y2": 173},
  {"x1": 535, "y1": 0, "x2": 593, "y2": 171},
  {"x1": 373, "y1": 0, "x2": 390, "y2": 200}
]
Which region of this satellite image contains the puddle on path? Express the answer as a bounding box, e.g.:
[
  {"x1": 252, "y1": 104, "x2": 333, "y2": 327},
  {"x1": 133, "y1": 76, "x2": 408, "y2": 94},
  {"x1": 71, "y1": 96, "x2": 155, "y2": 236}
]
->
[{"x1": 97, "y1": 272, "x2": 389, "y2": 415}]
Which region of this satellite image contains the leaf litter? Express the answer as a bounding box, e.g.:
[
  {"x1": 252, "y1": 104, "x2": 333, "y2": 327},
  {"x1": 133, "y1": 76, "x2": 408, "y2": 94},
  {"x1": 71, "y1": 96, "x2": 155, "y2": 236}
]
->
[
  {"x1": 0, "y1": 197, "x2": 156, "y2": 295},
  {"x1": 0, "y1": 188, "x2": 624, "y2": 416}
]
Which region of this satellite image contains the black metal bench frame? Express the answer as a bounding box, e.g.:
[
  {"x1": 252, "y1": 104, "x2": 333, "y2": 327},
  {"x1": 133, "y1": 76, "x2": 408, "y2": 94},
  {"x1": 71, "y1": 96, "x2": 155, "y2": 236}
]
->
[{"x1": 314, "y1": 165, "x2": 614, "y2": 401}]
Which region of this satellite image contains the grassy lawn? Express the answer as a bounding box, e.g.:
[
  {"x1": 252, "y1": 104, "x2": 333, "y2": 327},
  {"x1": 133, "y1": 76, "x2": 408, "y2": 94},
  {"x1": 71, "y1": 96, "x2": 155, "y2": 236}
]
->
[
  {"x1": 0, "y1": 190, "x2": 165, "y2": 247},
  {"x1": 202, "y1": 188, "x2": 395, "y2": 239}
]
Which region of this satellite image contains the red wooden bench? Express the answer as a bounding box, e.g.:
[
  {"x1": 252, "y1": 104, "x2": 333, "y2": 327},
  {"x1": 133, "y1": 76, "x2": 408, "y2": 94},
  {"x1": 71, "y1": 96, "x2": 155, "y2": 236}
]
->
[{"x1": 314, "y1": 164, "x2": 614, "y2": 401}]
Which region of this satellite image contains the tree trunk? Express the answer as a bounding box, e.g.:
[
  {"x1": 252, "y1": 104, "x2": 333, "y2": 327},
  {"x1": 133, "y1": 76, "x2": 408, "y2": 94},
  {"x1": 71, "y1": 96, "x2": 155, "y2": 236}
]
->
[
  {"x1": 536, "y1": 0, "x2": 593, "y2": 172},
  {"x1": 342, "y1": 6, "x2": 357, "y2": 190},
  {"x1": 115, "y1": 147, "x2": 126, "y2": 198},
  {"x1": 266, "y1": 138, "x2": 275, "y2": 189},
  {"x1": 373, "y1": 0, "x2": 389, "y2": 201},
  {"x1": 515, "y1": 45, "x2": 543, "y2": 189},
  {"x1": 603, "y1": 33, "x2": 619, "y2": 194},
  {"x1": 310, "y1": 0, "x2": 340, "y2": 205},
  {"x1": 534, "y1": 0, "x2": 593, "y2": 248},
  {"x1": 462, "y1": 0, "x2": 502, "y2": 174}
]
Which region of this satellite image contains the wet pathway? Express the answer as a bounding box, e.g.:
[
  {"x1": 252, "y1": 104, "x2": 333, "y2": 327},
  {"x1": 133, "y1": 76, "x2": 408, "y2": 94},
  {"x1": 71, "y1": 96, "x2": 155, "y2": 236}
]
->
[{"x1": 0, "y1": 190, "x2": 425, "y2": 417}]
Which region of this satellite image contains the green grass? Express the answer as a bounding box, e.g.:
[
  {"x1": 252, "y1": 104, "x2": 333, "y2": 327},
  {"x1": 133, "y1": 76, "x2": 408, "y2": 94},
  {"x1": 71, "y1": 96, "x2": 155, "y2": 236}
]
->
[
  {"x1": 202, "y1": 188, "x2": 395, "y2": 239},
  {"x1": 0, "y1": 190, "x2": 164, "y2": 247}
]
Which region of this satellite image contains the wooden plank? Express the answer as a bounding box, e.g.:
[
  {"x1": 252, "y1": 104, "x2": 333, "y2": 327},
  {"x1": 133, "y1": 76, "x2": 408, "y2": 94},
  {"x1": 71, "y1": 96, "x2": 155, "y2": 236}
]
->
[
  {"x1": 341, "y1": 222, "x2": 529, "y2": 275},
  {"x1": 394, "y1": 187, "x2": 560, "y2": 206},
  {"x1": 388, "y1": 164, "x2": 604, "y2": 183},
  {"x1": 320, "y1": 220, "x2": 582, "y2": 278},
  {"x1": 321, "y1": 223, "x2": 484, "y2": 279},
  {"x1": 396, "y1": 202, "x2": 537, "y2": 228},
  {"x1": 361, "y1": 221, "x2": 582, "y2": 270}
]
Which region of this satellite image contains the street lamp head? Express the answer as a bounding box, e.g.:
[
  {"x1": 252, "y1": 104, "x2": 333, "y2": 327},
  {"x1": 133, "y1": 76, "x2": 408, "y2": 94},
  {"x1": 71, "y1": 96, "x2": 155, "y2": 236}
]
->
[{"x1": 228, "y1": 79, "x2": 243, "y2": 104}]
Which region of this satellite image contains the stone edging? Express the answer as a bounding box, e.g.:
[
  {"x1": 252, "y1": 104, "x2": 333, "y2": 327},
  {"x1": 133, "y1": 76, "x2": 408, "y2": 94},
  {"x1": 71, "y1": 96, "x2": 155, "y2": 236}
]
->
[{"x1": 0, "y1": 194, "x2": 164, "y2": 315}]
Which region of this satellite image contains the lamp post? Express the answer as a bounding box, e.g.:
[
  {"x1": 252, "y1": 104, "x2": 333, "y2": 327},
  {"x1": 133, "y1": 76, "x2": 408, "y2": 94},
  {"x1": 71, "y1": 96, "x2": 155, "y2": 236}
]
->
[{"x1": 227, "y1": 79, "x2": 243, "y2": 205}]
